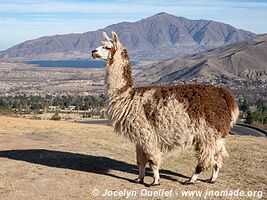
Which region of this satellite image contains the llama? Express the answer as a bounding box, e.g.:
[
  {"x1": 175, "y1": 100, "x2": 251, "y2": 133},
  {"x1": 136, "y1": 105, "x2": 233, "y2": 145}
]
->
[{"x1": 92, "y1": 32, "x2": 239, "y2": 186}]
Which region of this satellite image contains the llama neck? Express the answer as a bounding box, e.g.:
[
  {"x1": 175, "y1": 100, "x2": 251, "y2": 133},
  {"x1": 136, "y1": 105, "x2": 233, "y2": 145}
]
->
[{"x1": 105, "y1": 46, "x2": 133, "y2": 98}]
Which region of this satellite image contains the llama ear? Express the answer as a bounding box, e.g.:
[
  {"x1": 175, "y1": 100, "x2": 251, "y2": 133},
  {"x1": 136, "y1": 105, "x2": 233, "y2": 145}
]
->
[
  {"x1": 112, "y1": 31, "x2": 119, "y2": 44},
  {"x1": 103, "y1": 32, "x2": 111, "y2": 41}
]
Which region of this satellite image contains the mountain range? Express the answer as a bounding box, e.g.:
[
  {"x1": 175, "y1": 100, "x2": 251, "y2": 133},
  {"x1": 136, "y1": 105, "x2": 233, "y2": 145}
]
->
[
  {"x1": 135, "y1": 34, "x2": 267, "y2": 83},
  {"x1": 0, "y1": 12, "x2": 255, "y2": 61}
]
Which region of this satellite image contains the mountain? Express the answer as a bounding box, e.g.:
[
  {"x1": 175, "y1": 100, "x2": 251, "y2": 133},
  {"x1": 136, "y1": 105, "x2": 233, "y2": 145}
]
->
[
  {"x1": 135, "y1": 34, "x2": 267, "y2": 84},
  {"x1": 0, "y1": 12, "x2": 255, "y2": 61}
]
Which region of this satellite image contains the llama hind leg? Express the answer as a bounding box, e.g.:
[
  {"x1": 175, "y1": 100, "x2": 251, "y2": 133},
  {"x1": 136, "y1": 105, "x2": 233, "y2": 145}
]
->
[
  {"x1": 184, "y1": 140, "x2": 215, "y2": 184},
  {"x1": 184, "y1": 164, "x2": 203, "y2": 184},
  {"x1": 208, "y1": 139, "x2": 228, "y2": 183},
  {"x1": 134, "y1": 145, "x2": 148, "y2": 184},
  {"x1": 208, "y1": 163, "x2": 219, "y2": 183}
]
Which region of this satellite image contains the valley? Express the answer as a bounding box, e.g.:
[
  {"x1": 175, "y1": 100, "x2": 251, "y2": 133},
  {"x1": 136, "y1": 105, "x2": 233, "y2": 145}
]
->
[{"x1": 0, "y1": 60, "x2": 105, "y2": 96}]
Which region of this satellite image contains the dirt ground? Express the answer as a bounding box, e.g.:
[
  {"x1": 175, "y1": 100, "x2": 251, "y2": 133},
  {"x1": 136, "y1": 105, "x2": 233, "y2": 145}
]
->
[{"x1": 0, "y1": 116, "x2": 266, "y2": 200}]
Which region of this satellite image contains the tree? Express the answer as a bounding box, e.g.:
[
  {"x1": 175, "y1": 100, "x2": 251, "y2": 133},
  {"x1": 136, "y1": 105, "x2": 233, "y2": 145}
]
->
[
  {"x1": 239, "y1": 99, "x2": 249, "y2": 112},
  {"x1": 0, "y1": 98, "x2": 8, "y2": 109},
  {"x1": 245, "y1": 111, "x2": 253, "y2": 125}
]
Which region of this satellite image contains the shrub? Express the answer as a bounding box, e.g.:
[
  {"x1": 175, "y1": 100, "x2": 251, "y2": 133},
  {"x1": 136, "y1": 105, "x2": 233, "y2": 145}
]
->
[{"x1": 50, "y1": 113, "x2": 61, "y2": 121}]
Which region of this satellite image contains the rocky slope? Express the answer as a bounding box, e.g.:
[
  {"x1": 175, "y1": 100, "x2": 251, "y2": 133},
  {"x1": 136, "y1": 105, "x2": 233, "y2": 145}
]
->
[{"x1": 135, "y1": 34, "x2": 267, "y2": 83}]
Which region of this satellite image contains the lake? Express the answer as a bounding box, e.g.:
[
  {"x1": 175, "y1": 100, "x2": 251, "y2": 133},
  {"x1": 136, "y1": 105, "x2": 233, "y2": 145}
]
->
[
  {"x1": 25, "y1": 60, "x2": 137, "y2": 68},
  {"x1": 25, "y1": 60, "x2": 106, "y2": 68}
]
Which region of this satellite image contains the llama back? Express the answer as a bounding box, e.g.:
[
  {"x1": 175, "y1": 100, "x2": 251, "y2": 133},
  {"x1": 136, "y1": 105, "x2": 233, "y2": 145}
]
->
[{"x1": 130, "y1": 84, "x2": 239, "y2": 139}]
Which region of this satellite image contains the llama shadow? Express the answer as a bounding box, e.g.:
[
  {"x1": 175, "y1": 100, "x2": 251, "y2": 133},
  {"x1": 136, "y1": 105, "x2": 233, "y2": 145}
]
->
[{"x1": 0, "y1": 149, "x2": 190, "y2": 185}]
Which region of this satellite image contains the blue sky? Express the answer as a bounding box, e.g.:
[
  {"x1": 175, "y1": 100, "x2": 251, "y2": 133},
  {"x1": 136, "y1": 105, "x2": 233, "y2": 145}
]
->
[{"x1": 0, "y1": 0, "x2": 267, "y2": 50}]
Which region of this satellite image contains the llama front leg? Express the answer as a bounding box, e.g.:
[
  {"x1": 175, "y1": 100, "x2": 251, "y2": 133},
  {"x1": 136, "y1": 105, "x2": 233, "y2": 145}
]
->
[
  {"x1": 148, "y1": 161, "x2": 160, "y2": 186},
  {"x1": 148, "y1": 153, "x2": 162, "y2": 186},
  {"x1": 134, "y1": 145, "x2": 147, "y2": 184}
]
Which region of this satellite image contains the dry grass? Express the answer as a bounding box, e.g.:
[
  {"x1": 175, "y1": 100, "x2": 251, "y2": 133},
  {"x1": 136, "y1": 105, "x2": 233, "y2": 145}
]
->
[
  {"x1": 0, "y1": 116, "x2": 266, "y2": 200},
  {"x1": 252, "y1": 122, "x2": 267, "y2": 131}
]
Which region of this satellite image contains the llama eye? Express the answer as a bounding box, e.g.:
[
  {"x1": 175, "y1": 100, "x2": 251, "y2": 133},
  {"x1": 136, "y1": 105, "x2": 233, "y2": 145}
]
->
[{"x1": 105, "y1": 47, "x2": 112, "y2": 50}]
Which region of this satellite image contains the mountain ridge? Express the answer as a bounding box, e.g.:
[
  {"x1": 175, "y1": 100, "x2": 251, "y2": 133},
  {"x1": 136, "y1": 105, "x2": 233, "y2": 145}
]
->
[{"x1": 0, "y1": 12, "x2": 255, "y2": 61}]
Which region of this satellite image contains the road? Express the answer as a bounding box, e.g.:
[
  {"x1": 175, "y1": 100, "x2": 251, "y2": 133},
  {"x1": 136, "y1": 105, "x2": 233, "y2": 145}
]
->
[
  {"x1": 231, "y1": 124, "x2": 266, "y2": 137},
  {"x1": 72, "y1": 119, "x2": 109, "y2": 125},
  {"x1": 71, "y1": 120, "x2": 267, "y2": 137}
]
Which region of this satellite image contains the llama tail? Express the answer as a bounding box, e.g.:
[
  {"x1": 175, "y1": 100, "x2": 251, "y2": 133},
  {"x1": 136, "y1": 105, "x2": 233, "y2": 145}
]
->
[
  {"x1": 230, "y1": 106, "x2": 239, "y2": 128},
  {"x1": 221, "y1": 88, "x2": 239, "y2": 128}
]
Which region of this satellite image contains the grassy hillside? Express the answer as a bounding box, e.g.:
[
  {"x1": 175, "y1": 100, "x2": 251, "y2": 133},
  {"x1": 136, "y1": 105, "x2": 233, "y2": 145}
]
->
[{"x1": 0, "y1": 116, "x2": 266, "y2": 200}]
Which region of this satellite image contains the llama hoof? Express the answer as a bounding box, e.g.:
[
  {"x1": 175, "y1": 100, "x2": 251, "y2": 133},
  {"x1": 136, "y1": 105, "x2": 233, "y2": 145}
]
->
[
  {"x1": 182, "y1": 180, "x2": 194, "y2": 185},
  {"x1": 206, "y1": 179, "x2": 216, "y2": 184},
  {"x1": 133, "y1": 178, "x2": 144, "y2": 184},
  {"x1": 149, "y1": 182, "x2": 160, "y2": 186}
]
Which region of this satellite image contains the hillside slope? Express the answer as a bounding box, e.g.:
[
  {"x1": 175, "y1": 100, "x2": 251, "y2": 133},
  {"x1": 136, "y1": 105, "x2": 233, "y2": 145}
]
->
[
  {"x1": 136, "y1": 34, "x2": 267, "y2": 83},
  {"x1": 0, "y1": 116, "x2": 266, "y2": 200},
  {"x1": 0, "y1": 12, "x2": 255, "y2": 61}
]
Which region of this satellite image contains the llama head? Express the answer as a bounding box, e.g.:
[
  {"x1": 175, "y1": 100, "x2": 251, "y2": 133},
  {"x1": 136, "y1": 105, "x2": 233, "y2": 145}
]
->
[{"x1": 92, "y1": 31, "x2": 120, "y2": 60}]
